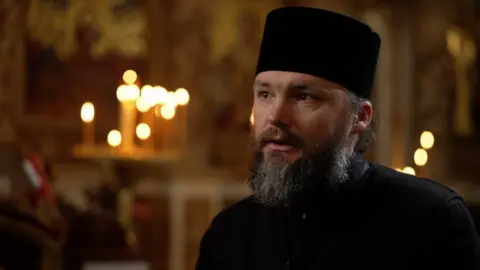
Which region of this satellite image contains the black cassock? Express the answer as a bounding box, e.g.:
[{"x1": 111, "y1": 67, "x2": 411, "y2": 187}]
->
[{"x1": 195, "y1": 157, "x2": 480, "y2": 270}]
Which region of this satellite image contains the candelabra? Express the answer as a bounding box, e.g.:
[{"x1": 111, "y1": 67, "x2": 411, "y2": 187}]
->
[{"x1": 74, "y1": 69, "x2": 190, "y2": 162}]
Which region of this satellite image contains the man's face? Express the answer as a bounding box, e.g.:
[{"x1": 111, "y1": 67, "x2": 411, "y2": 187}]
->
[{"x1": 248, "y1": 71, "x2": 357, "y2": 207}]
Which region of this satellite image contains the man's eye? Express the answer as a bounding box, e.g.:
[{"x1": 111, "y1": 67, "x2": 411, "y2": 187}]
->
[
  {"x1": 257, "y1": 91, "x2": 271, "y2": 99},
  {"x1": 296, "y1": 93, "x2": 316, "y2": 101}
]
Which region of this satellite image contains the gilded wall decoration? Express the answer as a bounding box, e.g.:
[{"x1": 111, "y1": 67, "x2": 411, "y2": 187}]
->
[
  {"x1": 473, "y1": 38, "x2": 480, "y2": 135},
  {"x1": 446, "y1": 26, "x2": 477, "y2": 138},
  {"x1": 25, "y1": 0, "x2": 148, "y2": 124},
  {"x1": 0, "y1": 0, "x2": 26, "y2": 111},
  {"x1": 203, "y1": 1, "x2": 283, "y2": 168},
  {"x1": 27, "y1": 0, "x2": 147, "y2": 60}
]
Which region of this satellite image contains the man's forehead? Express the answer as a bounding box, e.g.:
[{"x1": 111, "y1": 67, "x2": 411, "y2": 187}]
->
[{"x1": 254, "y1": 71, "x2": 345, "y2": 90}]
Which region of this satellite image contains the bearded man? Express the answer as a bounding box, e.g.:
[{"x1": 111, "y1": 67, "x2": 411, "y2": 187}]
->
[{"x1": 195, "y1": 6, "x2": 480, "y2": 270}]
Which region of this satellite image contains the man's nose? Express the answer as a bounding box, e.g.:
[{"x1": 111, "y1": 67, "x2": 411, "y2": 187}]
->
[{"x1": 267, "y1": 99, "x2": 292, "y2": 127}]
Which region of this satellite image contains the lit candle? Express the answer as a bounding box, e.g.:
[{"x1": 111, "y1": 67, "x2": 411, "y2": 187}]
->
[
  {"x1": 140, "y1": 85, "x2": 156, "y2": 107},
  {"x1": 136, "y1": 101, "x2": 154, "y2": 149},
  {"x1": 138, "y1": 85, "x2": 157, "y2": 127},
  {"x1": 80, "y1": 102, "x2": 95, "y2": 148},
  {"x1": 136, "y1": 96, "x2": 151, "y2": 115},
  {"x1": 136, "y1": 95, "x2": 152, "y2": 129},
  {"x1": 159, "y1": 102, "x2": 176, "y2": 151},
  {"x1": 123, "y1": 70, "x2": 138, "y2": 85},
  {"x1": 117, "y1": 84, "x2": 140, "y2": 153},
  {"x1": 152, "y1": 86, "x2": 168, "y2": 142},
  {"x1": 153, "y1": 86, "x2": 168, "y2": 104},
  {"x1": 138, "y1": 85, "x2": 162, "y2": 148},
  {"x1": 174, "y1": 88, "x2": 190, "y2": 151}
]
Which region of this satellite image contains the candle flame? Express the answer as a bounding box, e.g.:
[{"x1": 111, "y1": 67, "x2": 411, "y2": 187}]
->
[
  {"x1": 141, "y1": 85, "x2": 158, "y2": 107},
  {"x1": 153, "y1": 86, "x2": 168, "y2": 104},
  {"x1": 136, "y1": 123, "x2": 151, "y2": 140},
  {"x1": 174, "y1": 88, "x2": 190, "y2": 106},
  {"x1": 123, "y1": 70, "x2": 137, "y2": 85},
  {"x1": 165, "y1": 91, "x2": 177, "y2": 107},
  {"x1": 107, "y1": 130, "x2": 122, "y2": 147},
  {"x1": 136, "y1": 96, "x2": 151, "y2": 113},
  {"x1": 402, "y1": 166, "x2": 416, "y2": 175},
  {"x1": 420, "y1": 131, "x2": 434, "y2": 149},
  {"x1": 117, "y1": 84, "x2": 140, "y2": 102},
  {"x1": 81, "y1": 102, "x2": 95, "y2": 123},
  {"x1": 160, "y1": 104, "x2": 176, "y2": 120}
]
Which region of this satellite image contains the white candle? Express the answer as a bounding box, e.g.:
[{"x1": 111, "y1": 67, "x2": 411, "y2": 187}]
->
[
  {"x1": 159, "y1": 103, "x2": 176, "y2": 151},
  {"x1": 117, "y1": 84, "x2": 140, "y2": 153},
  {"x1": 174, "y1": 88, "x2": 190, "y2": 152},
  {"x1": 80, "y1": 102, "x2": 95, "y2": 148},
  {"x1": 120, "y1": 100, "x2": 137, "y2": 153}
]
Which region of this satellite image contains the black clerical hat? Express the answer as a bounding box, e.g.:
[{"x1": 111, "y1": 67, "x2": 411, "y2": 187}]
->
[{"x1": 255, "y1": 7, "x2": 381, "y2": 99}]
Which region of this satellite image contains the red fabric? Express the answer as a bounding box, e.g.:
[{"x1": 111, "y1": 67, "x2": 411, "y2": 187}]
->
[{"x1": 24, "y1": 154, "x2": 55, "y2": 204}]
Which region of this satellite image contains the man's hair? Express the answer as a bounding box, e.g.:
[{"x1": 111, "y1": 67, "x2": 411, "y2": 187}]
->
[{"x1": 348, "y1": 91, "x2": 377, "y2": 154}]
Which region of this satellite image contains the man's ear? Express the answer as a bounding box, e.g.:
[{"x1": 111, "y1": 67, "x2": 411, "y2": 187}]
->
[{"x1": 351, "y1": 101, "x2": 373, "y2": 133}]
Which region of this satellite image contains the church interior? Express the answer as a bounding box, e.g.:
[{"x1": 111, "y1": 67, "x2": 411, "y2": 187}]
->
[{"x1": 0, "y1": 0, "x2": 480, "y2": 269}]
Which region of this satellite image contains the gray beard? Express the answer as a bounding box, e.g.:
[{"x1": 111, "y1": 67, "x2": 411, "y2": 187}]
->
[{"x1": 248, "y1": 135, "x2": 352, "y2": 208}]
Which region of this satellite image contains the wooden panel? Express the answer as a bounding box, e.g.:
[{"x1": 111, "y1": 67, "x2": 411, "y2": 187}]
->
[
  {"x1": 184, "y1": 198, "x2": 211, "y2": 270},
  {"x1": 135, "y1": 195, "x2": 169, "y2": 270}
]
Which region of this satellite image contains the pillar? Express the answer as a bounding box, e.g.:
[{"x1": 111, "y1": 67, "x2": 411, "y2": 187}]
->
[
  {"x1": 392, "y1": 3, "x2": 415, "y2": 169},
  {"x1": 362, "y1": 9, "x2": 394, "y2": 166}
]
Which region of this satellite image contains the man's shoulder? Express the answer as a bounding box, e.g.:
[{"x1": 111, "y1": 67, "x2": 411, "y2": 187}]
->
[{"x1": 366, "y1": 163, "x2": 462, "y2": 207}]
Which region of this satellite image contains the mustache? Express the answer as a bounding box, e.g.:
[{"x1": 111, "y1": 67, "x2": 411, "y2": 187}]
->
[{"x1": 258, "y1": 127, "x2": 303, "y2": 148}]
